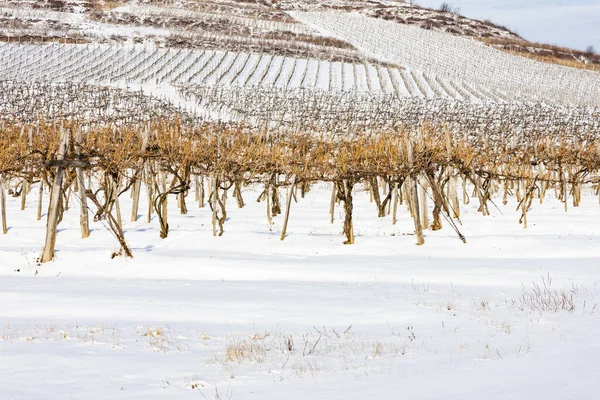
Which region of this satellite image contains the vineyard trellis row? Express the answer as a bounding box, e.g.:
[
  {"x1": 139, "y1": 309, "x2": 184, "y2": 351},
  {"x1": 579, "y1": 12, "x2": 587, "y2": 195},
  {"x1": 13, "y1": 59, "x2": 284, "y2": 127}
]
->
[
  {"x1": 291, "y1": 11, "x2": 600, "y2": 108},
  {"x1": 0, "y1": 43, "x2": 402, "y2": 94},
  {"x1": 6, "y1": 81, "x2": 599, "y2": 137},
  {"x1": 2, "y1": 116, "x2": 600, "y2": 263},
  {"x1": 0, "y1": 42, "x2": 535, "y2": 103},
  {"x1": 177, "y1": 85, "x2": 600, "y2": 134}
]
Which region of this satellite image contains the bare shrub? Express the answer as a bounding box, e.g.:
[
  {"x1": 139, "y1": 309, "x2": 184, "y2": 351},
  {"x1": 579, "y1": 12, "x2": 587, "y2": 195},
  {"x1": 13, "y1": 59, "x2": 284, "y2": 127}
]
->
[{"x1": 439, "y1": 2, "x2": 460, "y2": 14}]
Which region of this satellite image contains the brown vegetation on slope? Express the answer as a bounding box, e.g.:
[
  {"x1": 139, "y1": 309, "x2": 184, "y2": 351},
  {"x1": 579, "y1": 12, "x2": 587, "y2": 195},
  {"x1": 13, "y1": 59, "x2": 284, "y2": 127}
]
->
[{"x1": 479, "y1": 37, "x2": 600, "y2": 72}]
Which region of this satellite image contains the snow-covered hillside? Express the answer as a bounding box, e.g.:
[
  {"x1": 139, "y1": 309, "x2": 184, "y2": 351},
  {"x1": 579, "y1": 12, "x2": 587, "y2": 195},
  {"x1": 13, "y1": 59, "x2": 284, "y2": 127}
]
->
[
  {"x1": 1, "y1": 41, "x2": 521, "y2": 103},
  {"x1": 0, "y1": 43, "x2": 405, "y2": 93},
  {"x1": 292, "y1": 11, "x2": 600, "y2": 107},
  {"x1": 1, "y1": 0, "x2": 598, "y2": 117}
]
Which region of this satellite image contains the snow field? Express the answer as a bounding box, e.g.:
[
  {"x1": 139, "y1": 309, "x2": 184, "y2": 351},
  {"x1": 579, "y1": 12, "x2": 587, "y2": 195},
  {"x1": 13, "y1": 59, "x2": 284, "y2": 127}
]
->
[{"x1": 1, "y1": 181, "x2": 599, "y2": 399}]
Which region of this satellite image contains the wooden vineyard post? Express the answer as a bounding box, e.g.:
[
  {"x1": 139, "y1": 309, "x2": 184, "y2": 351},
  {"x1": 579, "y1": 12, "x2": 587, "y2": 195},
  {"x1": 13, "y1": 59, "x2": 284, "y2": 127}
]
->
[
  {"x1": 199, "y1": 176, "x2": 205, "y2": 208},
  {"x1": 211, "y1": 174, "x2": 218, "y2": 237},
  {"x1": 386, "y1": 179, "x2": 392, "y2": 216},
  {"x1": 40, "y1": 127, "x2": 69, "y2": 263},
  {"x1": 329, "y1": 182, "x2": 336, "y2": 224},
  {"x1": 448, "y1": 174, "x2": 460, "y2": 218},
  {"x1": 521, "y1": 193, "x2": 528, "y2": 229},
  {"x1": 266, "y1": 183, "x2": 272, "y2": 226},
  {"x1": 181, "y1": 171, "x2": 190, "y2": 215},
  {"x1": 131, "y1": 174, "x2": 142, "y2": 222},
  {"x1": 407, "y1": 140, "x2": 424, "y2": 245},
  {"x1": 562, "y1": 169, "x2": 568, "y2": 213},
  {"x1": 20, "y1": 180, "x2": 28, "y2": 210},
  {"x1": 145, "y1": 165, "x2": 153, "y2": 224},
  {"x1": 411, "y1": 176, "x2": 424, "y2": 245},
  {"x1": 280, "y1": 175, "x2": 296, "y2": 241},
  {"x1": 0, "y1": 178, "x2": 7, "y2": 234},
  {"x1": 75, "y1": 129, "x2": 90, "y2": 238},
  {"x1": 130, "y1": 162, "x2": 144, "y2": 222},
  {"x1": 113, "y1": 175, "x2": 123, "y2": 232},
  {"x1": 462, "y1": 174, "x2": 469, "y2": 205},
  {"x1": 392, "y1": 182, "x2": 399, "y2": 225},
  {"x1": 444, "y1": 131, "x2": 459, "y2": 219},
  {"x1": 403, "y1": 180, "x2": 413, "y2": 217},
  {"x1": 418, "y1": 176, "x2": 429, "y2": 230},
  {"x1": 130, "y1": 131, "x2": 149, "y2": 222},
  {"x1": 20, "y1": 128, "x2": 32, "y2": 211},
  {"x1": 37, "y1": 181, "x2": 43, "y2": 221}
]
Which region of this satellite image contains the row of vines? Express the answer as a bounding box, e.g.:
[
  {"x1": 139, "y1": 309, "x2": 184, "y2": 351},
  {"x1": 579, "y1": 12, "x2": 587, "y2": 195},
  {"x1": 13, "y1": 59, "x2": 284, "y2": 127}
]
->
[
  {"x1": 292, "y1": 12, "x2": 600, "y2": 107},
  {"x1": 1, "y1": 115, "x2": 599, "y2": 263},
  {"x1": 0, "y1": 42, "x2": 531, "y2": 102}
]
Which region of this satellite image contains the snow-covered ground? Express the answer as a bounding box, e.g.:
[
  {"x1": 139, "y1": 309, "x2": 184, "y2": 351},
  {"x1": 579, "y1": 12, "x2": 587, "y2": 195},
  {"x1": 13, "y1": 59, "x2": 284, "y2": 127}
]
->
[{"x1": 1, "y1": 183, "x2": 599, "y2": 399}]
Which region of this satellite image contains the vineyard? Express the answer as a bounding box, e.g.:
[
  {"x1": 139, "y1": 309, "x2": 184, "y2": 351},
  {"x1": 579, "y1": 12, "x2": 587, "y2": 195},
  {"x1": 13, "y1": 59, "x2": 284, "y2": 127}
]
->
[
  {"x1": 2, "y1": 40, "x2": 547, "y2": 105},
  {"x1": 292, "y1": 11, "x2": 600, "y2": 107},
  {"x1": 2, "y1": 2, "x2": 600, "y2": 399},
  {"x1": 1, "y1": 96, "x2": 600, "y2": 260},
  {"x1": 0, "y1": 43, "x2": 402, "y2": 93},
  {"x1": 5, "y1": 38, "x2": 597, "y2": 107},
  {"x1": 0, "y1": 0, "x2": 520, "y2": 47},
  {"x1": 0, "y1": 14, "x2": 600, "y2": 261}
]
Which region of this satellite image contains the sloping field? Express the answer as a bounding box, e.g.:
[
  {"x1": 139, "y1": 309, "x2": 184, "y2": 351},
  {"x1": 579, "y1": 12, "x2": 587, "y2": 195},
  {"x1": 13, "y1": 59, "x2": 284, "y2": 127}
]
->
[
  {"x1": 2, "y1": 42, "x2": 599, "y2": 131},
  {"x1": 292, "y1": 11, "x2": 600, "y2": 107},
  {"x1": 0, "y1": 41, "x2": 509, "y2": 103},
  {"x1": 0, "y1": 43, "x2": 406, "y2": 93}
]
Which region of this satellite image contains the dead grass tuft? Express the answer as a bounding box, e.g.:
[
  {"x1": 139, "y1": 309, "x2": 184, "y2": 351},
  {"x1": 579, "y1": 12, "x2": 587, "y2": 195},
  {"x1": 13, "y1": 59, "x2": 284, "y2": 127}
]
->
[
  {"x1": 225, "y1": 339, "x2": 268, "y2": 363},
  {"x1": 514, "y1": 275, "x2": 576, "y2": 313}
]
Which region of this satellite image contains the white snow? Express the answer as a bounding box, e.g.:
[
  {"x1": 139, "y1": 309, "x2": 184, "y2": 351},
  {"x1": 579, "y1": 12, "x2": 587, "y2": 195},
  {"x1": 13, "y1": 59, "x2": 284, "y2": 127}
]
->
[{"x1": 1, "y1": 182, "x2": 599, "y2": 399}]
